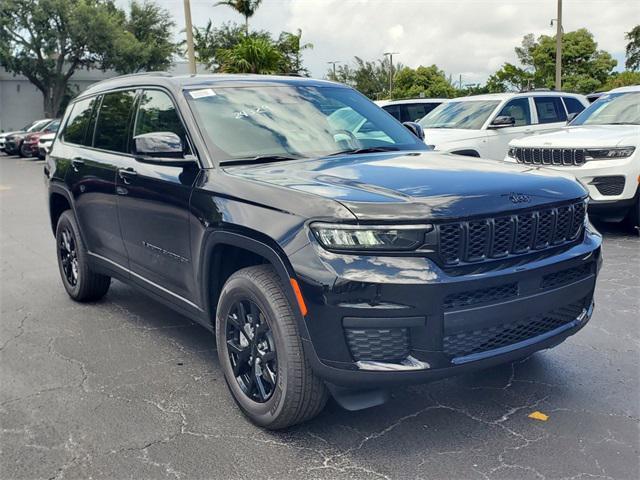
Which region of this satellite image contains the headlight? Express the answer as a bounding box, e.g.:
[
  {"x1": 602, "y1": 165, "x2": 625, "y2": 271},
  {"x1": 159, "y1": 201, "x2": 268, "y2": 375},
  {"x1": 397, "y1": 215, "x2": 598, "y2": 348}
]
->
[
  {"x1": 586, "y1": 147, "x2": 635, "y2": 160},
  {"x1": 310, "y1": 223, "x2": 432, "y2": 251}
]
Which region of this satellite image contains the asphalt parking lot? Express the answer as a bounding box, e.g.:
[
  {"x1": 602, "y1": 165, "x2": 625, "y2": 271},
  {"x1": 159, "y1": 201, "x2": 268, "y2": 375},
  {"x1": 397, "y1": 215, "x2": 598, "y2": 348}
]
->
[{"x1": 1, "y1": 153, "x2": 639, "y2": 480}]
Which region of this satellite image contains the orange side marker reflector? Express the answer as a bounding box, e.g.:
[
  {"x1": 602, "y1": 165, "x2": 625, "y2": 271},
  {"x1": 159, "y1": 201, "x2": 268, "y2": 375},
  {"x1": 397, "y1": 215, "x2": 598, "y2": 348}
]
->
[
  {"x1": 289, "y1": 278, "x2": 308, "y2": 317},
  {"x1": 528, "y1": 411, "x2": 549, "y2": 422}
]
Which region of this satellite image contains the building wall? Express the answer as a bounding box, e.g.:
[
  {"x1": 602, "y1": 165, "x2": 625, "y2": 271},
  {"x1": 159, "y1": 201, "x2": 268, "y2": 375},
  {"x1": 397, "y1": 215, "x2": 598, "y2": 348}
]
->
[{"x1": 0, "y1": 63, "x2": 199, "y2": 133}]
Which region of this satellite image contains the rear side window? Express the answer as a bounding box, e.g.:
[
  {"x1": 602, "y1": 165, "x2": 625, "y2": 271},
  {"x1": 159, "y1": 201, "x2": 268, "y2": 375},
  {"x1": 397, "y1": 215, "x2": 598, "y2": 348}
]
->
[
  {"x1": 382, "y1": 105, "x2": 401, "y2": 121},
  {"x1": 62, "y1": 97, "x2": 97, "y2": 145},
  {"x1": 498, "y1": 98, "x2": 531, "y2": 126},
  {"x1": 534, "y1": 97, "x2": 567, "y2": 124},
  {"x1": 94, "y1": 90, "x2": 136, "y2": 153},
  {"x1": 562, "y1": 97, "x2": 585, "y2": 115},
  {"x1": 134, "y1": 90, "x2": 189, "y2": 153},
  {"x1": 403, "y1": 103, "x2": 438, "y2": 122}
]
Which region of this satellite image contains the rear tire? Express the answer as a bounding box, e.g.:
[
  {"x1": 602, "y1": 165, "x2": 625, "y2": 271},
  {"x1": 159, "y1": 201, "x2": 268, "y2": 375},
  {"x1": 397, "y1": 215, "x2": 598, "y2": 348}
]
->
[
  {"x1": 216, "y1": 265, "x2": 328, "y2": 429},
  {"x1": 55, "y1": 210, "x2": 111, "y2": 301}
]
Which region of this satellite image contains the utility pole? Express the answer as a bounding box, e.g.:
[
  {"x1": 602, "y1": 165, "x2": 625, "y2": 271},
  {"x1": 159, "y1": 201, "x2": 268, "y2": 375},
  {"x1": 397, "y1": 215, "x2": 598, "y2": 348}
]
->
[
  {"x1": 328, "y1": 61, "x2": 340, "y2": 79},
  {"x1": 384, "y1": 52, "x2": 399, "y2": 95},
  {"x1": 554, "y1": 0, "x2": 562, "y2": 90},
  {"x1": 183, "y1": 0, "x2": 197, "y2": 74}
]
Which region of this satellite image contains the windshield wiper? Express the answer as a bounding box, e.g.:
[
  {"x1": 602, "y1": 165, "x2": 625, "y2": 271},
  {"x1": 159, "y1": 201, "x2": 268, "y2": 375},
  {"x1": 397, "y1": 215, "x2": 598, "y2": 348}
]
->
[
  {"x1": 606, "y1": 122, "x2": 639, "y2": 125},
  {"x1": 221, "y1": 154, "x2": 304, "y2": 166},
  {"x1": 327, "y1": 146, "x2": 400, "y2": 156}
]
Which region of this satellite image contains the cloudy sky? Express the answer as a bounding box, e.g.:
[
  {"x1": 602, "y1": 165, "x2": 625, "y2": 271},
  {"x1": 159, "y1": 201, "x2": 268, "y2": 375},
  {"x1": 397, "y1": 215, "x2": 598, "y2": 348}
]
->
[{"x1": 125, "y1": 0, "x2": 638, "y2": 83}]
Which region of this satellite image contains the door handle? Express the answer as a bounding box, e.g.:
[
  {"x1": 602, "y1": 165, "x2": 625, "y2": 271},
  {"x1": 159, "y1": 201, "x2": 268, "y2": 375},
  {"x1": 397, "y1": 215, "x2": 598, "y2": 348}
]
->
[
  {"x1": 118, "y1": 167, "x2": 138, "y2": 184},
  {"x1": 71, "y1": 157, "x2": 85, "y2": 171}
]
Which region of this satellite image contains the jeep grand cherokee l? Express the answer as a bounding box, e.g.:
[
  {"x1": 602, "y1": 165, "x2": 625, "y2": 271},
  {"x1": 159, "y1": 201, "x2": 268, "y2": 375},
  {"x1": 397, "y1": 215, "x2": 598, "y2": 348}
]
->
[{"x1": 45, "y1": 74, "x2": 602, "y2": 429}]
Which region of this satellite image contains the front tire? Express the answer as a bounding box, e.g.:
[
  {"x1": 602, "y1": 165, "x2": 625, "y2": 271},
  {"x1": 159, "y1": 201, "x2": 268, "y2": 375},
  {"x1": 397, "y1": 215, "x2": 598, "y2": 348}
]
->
[
  {"x1": 216, "y1": 265, "x2": 328, "y2": 429},
  {"x1": 56, "y1": 210, "x2": 111, "y2": 301}
]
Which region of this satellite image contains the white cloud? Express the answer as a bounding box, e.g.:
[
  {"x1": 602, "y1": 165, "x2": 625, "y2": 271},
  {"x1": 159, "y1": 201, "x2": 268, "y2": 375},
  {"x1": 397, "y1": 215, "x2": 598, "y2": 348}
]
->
[{"x1": 121, "y1": 0, "x2": 638, "y2": 82}]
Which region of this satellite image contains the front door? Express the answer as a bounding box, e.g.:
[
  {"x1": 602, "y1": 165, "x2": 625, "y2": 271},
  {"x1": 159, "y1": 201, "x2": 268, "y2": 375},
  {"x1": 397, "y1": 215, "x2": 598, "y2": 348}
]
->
[
  {"x1": 116, "y1": 88, "x2": 200, "y2": 305},
  {"x1": 485, "y1": 97, "x2": 534, "y2": 159}
]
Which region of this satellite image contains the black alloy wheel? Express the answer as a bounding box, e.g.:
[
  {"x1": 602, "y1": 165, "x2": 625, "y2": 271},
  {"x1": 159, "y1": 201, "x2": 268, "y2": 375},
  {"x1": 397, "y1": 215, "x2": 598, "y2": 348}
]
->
[
  {"x1": 226, "y1": 299, "x2": 278, "y2": 403},
  {"x1": 59, "y1": 227, "x2": 79, "y2": 287}
]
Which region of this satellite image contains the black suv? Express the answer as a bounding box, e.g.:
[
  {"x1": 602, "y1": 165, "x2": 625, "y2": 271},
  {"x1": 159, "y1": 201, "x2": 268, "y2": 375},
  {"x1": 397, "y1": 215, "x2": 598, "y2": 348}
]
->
[{"x1": 45, "y1": 74, "x2": 602, "y2": 429}]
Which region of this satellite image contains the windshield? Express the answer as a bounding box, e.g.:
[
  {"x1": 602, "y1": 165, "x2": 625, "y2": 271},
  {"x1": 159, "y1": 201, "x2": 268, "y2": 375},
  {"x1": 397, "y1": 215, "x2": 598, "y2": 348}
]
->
[
  {"x1": 185, "y1": 85, "x2": 426, "y2": 162},
  {"x1": 27, "y1": 120, "x2": 51, "y2": 132},
  {"x1": 570, "y1": 92, "x2": 639, "y2": 126},
  {"x1": 419, "y1": 100, "x2": 500, "y2": 130}
]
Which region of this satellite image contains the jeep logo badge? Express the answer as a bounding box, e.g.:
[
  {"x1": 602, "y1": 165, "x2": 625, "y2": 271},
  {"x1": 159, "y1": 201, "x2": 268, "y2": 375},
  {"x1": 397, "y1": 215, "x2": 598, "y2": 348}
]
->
[{"x1": 508, "y1": 192, "x2": 531, "y2": 204}]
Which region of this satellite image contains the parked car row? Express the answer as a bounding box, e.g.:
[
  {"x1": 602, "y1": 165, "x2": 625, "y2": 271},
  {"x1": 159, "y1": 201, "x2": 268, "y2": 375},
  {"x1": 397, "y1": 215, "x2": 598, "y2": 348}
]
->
[{"x1": 0, "y1": 118, "x2": 60, "y2": 158}]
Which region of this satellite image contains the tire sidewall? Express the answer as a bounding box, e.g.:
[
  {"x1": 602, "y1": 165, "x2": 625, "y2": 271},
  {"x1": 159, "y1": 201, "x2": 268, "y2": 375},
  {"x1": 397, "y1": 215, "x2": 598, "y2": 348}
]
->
[
  {"x1": 55, "y1": 211, "x2": 84, "y2": 298},
  {"x1": 216, "y1": 274, "x2": 291, "y2": 427}
]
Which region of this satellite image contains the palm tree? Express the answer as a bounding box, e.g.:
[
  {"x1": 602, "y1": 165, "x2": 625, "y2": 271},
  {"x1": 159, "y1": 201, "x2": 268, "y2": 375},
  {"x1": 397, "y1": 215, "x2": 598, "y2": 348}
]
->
[
  {"x1": 214, "y1": 0, "x2": 262, "y2": 36},
  {"x1": 217, "y1": 37, "x2": 284, "y2": 74}
]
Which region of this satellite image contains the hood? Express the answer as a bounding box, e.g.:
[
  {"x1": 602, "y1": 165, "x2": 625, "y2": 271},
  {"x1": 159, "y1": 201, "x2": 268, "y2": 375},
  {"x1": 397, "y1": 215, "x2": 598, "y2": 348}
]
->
[
  {"x1": 422, "y1": 128, "x2": 486, "y2": 147},
  {"x1": 224, "y1": 151, "x2": 586, "y2": 221},
  {"x1": 510, "y1": 125, "x2": 640, "y2": 148}
]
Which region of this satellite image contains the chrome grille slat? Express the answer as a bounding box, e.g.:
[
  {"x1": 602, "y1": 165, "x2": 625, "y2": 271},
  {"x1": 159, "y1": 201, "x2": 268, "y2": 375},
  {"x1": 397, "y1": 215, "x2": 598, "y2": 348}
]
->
[
  {"x1": 438, "y1": 201, "x2": 586, "y2": 266},
  {"x1": 515, "y1": 148, "x2": 587, "y2": 167}
]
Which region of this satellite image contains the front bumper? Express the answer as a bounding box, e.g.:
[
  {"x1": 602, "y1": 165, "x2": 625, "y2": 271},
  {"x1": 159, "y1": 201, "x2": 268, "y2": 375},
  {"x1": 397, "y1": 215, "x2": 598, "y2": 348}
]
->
[{"x1": 291, "y1": 227, "x2": 602, "y2": 387}]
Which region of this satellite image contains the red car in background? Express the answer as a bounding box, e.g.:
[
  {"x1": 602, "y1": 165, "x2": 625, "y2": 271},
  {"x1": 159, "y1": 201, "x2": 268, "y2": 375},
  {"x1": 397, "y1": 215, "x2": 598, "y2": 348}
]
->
[{"x1": 20, "y1": 120, "x2": 60, "y2": 158}]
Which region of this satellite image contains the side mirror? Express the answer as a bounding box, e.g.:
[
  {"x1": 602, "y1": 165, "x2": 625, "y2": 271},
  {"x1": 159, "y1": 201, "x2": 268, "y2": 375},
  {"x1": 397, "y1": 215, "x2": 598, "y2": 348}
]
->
[
  {"x1": 566, "y1": 112, "x2": 578, "y2": 124},
  {"x1": 489, "y1": 115, "x2": 515, "y2": 129},
  {"x1": 403, "y1": 121, "x2": 425, "y2": 140},
  {"x1": 133, "y1": 132, "x2": 195, "y2": 166}
]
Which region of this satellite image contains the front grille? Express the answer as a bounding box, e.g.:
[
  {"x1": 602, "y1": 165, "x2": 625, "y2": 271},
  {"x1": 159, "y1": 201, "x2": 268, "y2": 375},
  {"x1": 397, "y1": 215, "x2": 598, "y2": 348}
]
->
[
  {"x1": 437, "y1": 201, "x2": 586, "y2": 265},
  {"x1": 345, "y1": 327, "x2": 410, "y2": 362},
  {"x1": 443, "y1": 283, "x2": 518, "y2": 310},
  {"x1": 443, "y1": 300, "x2": 587, "y2": 358},
  {"x1": 591, "y1": 176, "x2": 625, "y2": 196},
  {"x1": 542, "y1": 263, "x2": 593, "y2": 289},
  {"x1": 513, "y1": 147, "x2": 586, "y2": 166}
]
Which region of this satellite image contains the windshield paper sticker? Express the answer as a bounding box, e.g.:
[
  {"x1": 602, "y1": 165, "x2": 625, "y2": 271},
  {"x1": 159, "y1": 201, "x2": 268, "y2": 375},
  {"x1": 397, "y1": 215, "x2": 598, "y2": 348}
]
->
[{"x1": 189, "y1": 88, "x2": 217, "y2": 99}]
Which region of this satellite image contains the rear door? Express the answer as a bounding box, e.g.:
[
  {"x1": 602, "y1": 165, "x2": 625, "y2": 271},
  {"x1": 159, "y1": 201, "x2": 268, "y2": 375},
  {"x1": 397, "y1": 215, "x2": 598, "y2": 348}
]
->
[
  {"x1": 115, "y1": 88, "x2": 200, "y2": 306},
  {"x1": 63, "y1": 92, "x2": 134, "y2": 268},
  {"x1": 531, "y1": 96, "x2": 568, "y2": 134}
]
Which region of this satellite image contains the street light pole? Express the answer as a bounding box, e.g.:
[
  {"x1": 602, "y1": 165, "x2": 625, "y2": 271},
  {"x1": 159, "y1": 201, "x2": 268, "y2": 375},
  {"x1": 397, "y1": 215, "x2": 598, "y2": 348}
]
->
[
  {"x1": 384, "y1": 52, "x2": 399, "y2": 96},
  {"x1": 555, "y1": 0, "x2": 562, "y2": 90},
  {"x1": 328, "y1": 61, "x2": 340, "y2": 79},
  {"x1": 183, "y1": 0, "x2": 197, "y2": 74}
]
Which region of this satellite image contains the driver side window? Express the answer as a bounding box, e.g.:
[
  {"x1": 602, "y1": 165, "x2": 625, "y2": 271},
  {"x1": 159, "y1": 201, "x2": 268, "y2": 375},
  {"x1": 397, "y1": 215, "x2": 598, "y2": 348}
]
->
[{"x1": 497, "y1": 98, "x2": 531, "y2": 127}]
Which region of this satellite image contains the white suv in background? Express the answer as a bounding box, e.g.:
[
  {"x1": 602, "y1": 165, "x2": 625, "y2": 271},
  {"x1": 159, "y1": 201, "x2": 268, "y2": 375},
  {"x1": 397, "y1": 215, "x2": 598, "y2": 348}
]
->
[
  {"x1": 418, "y1": 91, "x2": 588, "y2": 160},
  {"x1": 505, "y1": 85, "x2": 639, "y2": 228}
]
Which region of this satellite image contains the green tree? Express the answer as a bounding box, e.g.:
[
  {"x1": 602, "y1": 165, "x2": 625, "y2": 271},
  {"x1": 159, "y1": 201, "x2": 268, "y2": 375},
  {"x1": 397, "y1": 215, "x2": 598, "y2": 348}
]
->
[
  {"x1": 0, "y1": 0, "x2": 176, "y2": 117},
  {"x1": 488, "y1": 29, "x2": 617, "y2": 93},
  {"x1": 391, "y1": 65, "x2": 457, "y2": 99},
  {"x1": 602, "y1": 70, "x2": 640, "y2": 90},
  {"x1": 277, "y1": 29, "x2": 313, "y2": 75},
  {"x1": 326, "y1": 56, "x2": 400, "y2": 99},
  {"x1": 217, "y1": 36, "x2": 284, "y2": 74},
  {"x1": 625, "y1": 25, "x2": 640, "y2": 71},
  {"x1": 214, "y1": 0, "x2": 262, "y2": 36},
  {"x1": 107, "y1": 1, "x2": 177, "y2": 74}
]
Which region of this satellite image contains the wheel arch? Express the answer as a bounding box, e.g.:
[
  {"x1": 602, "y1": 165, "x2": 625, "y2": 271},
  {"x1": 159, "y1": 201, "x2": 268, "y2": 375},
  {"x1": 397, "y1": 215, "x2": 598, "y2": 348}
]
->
[
  {"x1": 49, "y1": 184, "x2": 75, "y2": 236},
  {"x1": 200, "y1": 230, "x2": 310, "y2": 338}
]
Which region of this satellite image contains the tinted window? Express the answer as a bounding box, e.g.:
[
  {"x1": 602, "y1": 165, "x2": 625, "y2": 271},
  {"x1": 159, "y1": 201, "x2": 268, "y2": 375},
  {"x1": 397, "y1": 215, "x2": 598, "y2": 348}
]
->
[
  {"x1": 63, "y1": 97, "x2": 97, "y2": 145},
  {"x1": 403, "y1": 103, "x2": 439, "y2": 122},
  {"x1": 135, "y1": 90, "x2": 189, "y2": 152},
  {"x1": 497, "y1": 98, "x2": 531, "y2": 126},
  {"x1": 382, "y1": 104, "x2": 401, "y2": 121},
  {"x1": 94, "y1": 91, "x2": 136, "y2": 152},
  {"x1": 562, "y1": 97, "x2": 585, "y2": 115},
  {"x1": 44, "y1": 120, "x2": 61, "y2": 133},
  {"x1": 534, "y1": 97, "x2": 567, "y2": 124}
]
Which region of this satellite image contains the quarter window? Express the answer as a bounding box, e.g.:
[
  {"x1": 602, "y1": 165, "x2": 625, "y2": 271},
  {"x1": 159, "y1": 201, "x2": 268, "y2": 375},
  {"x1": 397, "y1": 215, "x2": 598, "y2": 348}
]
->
[
  {"x1": 94, "y1": 90, "x2": 136, "y2": 153},
  {"x1": 534, "y1": 97, "x2": 567, "y2": 124},
  {"x1": 497, "y1": 98, "x2": 531, "y2": 126},
  {"x1": 62, "y1": 97, "x2": 97, "y2": 145},
  {"x1": 134, "y1": 90, "x2": 189, "y2": 153},
  {"x1": 562, "y1": 97, "x2": 586, "y2": 115}
]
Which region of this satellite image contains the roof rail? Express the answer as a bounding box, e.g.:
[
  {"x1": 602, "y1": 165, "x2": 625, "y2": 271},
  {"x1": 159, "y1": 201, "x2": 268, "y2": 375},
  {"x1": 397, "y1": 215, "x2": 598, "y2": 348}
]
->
[{"x1": 88, "y1": 71, "x2": 173, "y2": 88}]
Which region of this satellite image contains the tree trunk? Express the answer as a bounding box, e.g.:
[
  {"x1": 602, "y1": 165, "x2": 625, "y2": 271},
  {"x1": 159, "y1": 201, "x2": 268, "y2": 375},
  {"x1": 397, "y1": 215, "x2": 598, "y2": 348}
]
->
[{"x1": 42, "y1": 82, "x2": 66, "y2": 119}]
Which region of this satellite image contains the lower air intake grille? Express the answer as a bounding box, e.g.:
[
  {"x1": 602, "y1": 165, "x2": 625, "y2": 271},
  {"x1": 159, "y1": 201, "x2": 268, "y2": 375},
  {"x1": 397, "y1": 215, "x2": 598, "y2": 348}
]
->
[
  {"x1": 591, "y1": 176, "x2": 625, "y2": 196},
  {"x1": 443, "y1": 300, "x2": 586, "y2": 358},
  {"x1": 542, "y1": 263, "x2": 593, "y2": 289},
  {"x1": 345, "y1": 328, "x2": 410, "y2": 362},
  {"x1": 443, "y1": 283, "x2": 518, "y2": 310}
]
